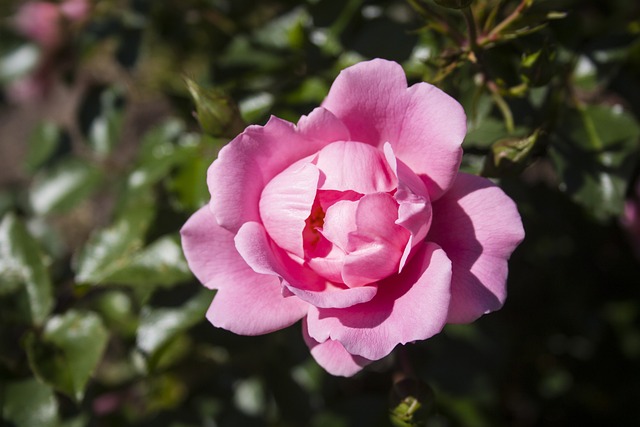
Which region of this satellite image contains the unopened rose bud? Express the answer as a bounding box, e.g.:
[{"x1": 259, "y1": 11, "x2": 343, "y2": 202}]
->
[{"x1": 185, "y1": 78, "x2": 245, "y2": 138}]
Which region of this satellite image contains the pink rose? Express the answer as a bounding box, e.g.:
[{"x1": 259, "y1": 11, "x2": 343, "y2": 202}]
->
[
  {"x1": 181, "y1": 59, "x2": 524, "y2": 376},
  {"x1": 13, "y1": 1, "x2": 62, "y2": 49},
  {"x1": 621, "y1": 181, "x2": 640, "y2": 258}
]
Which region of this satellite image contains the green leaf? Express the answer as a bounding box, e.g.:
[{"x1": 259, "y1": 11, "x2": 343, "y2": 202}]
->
[
  {"x1": 25, "y1": 310, "x2": 109, "y2": 402},
  {"x1": 136, "y1": 290, "x2": 212, "y2": 370},
  {"x1": 550, "y1": 105, "x2": 640, "y2": 220},
  {"x1": 73, "y1": 191, "x2": 154, "y2": 285},
  {"x1": 25, "y1": 121, "x2": 62, "y2": 172},
  {"x1": 0, "y1": 44, "x2": 39, "y2": 84},
  {"x1": 102, "y1": 234, "x2": 192, "y2": 287},
  {"x1": 29, "y1": 158, "x2": 102, "y2": 216},
  {"x1": 483, "y1": 130, "x2": 540, "y2": 177},
  {"x1": 2, "y1": 378, "x2": 59, "y2": 427},
  {"x1": 0, "y1": 213, "x2": 53, "y2": 325},
  {"x1": 463, "y1": 117, "x2": 509, "y2": 149},
  {"x1": 168, "y1": 137, "x2": 212, "y2": 212},
  {"x1": 87, "y1": 88, "x2": 125, "y2": 158}
]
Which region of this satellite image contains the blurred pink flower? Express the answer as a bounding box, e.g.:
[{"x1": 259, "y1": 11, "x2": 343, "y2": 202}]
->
[
  {"x1": 621, "y1": 181, "x2": 640, "y2": 257},
  {"x1": 8, "y1": 0, "x2": 89, "y2": 104},
  {"x1": 181, "y1": 59, "x2": 525, "y2": 376},
  {"x1": 13, "y1": 1, "x2": 62, "y2": 49}
]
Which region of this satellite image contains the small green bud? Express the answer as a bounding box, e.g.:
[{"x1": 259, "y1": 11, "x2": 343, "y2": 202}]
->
[
  {"x1": 433, "y1": 0, "x2": 474, "y2": 9},
  {"x1": 185, "y1": 78, "x2": 245, "y2": 138},
  {"x1": 483, "y1": 129, "x2": 540, "y2": 177},
  {"x1": 389, "y1": 378, "x2": 435, "y2": 427}
]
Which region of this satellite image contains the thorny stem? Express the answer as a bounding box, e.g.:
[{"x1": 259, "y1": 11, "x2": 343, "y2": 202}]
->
[
  {"x1": 408, "y1": 0, "x2": 465, "y2": 45},
  {"x1": 463, "y1": 5, "x2": 515, "y2": 133},
  {"x1": 485, "y1": 0, "x2": 532, "y2": 42}
]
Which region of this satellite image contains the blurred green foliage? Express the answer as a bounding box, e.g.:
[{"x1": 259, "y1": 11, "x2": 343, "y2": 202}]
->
[{"x1": 1, "y1": 0, "x2": 640, "y2": 426}]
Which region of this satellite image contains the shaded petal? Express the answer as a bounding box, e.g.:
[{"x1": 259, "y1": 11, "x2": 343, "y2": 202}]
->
[
  {"x1": 181, "y1": 208, "x2": 309, "y2": 335},
  {"x1": 209, "y1": 108, "x2": 349, "y2": 233},
  {"x1": 302, "y1": 318, "x2": 371, "y2": 377},
  {"x1": 322, "y1": 59, "x2": 465, "y2": 200},
  {"x1": 307, "y1": 242, "x2": 452, "y2": 361},
  {"x1": 383, "y1": 143, "x2": 432, "y2": 271},
  {"x1": 234, "y1": 221, "x2": 378, "y2": 308},
  {"x1": 342, "y1": 193, "x2": 409, "y2": 287},
  {"x1": 260, "y1": 162, "x2": 320, "y2": 258},
  {"x1": 315, "y1": 141, "x2": 396, "y2": 194},
  {"x1": 428, "y1": 173, "x2": 524, "y2": 323}
]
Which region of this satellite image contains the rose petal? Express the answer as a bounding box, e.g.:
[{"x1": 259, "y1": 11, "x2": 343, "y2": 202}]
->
[
  {"x1": 428, "y1": 173, "x2": 525, "y2": 323},
  {"x1": 260, "y1": 162, "x2": 320, "y2": 258},
  {"x1": 180, "y1": 206, "x2": 244, "y2": 287},
  {"x1": 302, "y1": 319, "x2": 371, "y2": 377},
  {"x1": 383, "y1": 143, "x2": 432, "y2": 271},
  {"x1": 181, "y1": 207, "x2": 308, "y2": 335},
  {"x1": 315, "y1": 141, "x2": 397, "y2": 194},
  {"x1": 234, "y1": 221, "x2": 378, "y2": 308},
  {"x1": 209, "y1": 108, "x2": 349, "y2": 233},
  {"x1": 307, "y1": 242, "x2": 452, "y2": 361},
  {"x1": 342, "y1": 193, "x2": 409, "y2": 287},
  {"x1": 206, "y1": 275, "x2": 309, "y2": 336},
  {"x1": 322, "y1": 59, "x2": 465, "y2": 200}
]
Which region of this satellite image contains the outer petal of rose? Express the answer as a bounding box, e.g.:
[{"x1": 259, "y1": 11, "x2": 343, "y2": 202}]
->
[
  {"x1": 234, "y1": 221, "x2": 378, "y2": 308},
  {"x1": 208, "y1": 108, "x2": 349, "y2": 233},
  {"x1": 428, "y1": 173, "x2": 525, "y2": 324},
  {"x1": 306, "y1": 242, "x2": 452, "y2": 361},
  {"x1": 206, "y1": 274, "x2": 310, "y2": 336},
  {"x1": 181, "y1": 206, "x2": 244, "y2": 286},
  {"x1": 342, "y1": 193, "x2": 409, "y2": 287},
  {"x1": 321, "y1": 59, "x2": 465, "y2": 200},
  {"x1": 181, "y1": 207, "x2": 309, "y2": 335},
  {"x1": 314, "y1": 141, "x2": 396, "y2": 194},
  {"x1": 302, "y1": 319, "x2": 371, "y2": 377},
  {"x1": 260, "y1": 162, "x2": 320, "y2": 258}
]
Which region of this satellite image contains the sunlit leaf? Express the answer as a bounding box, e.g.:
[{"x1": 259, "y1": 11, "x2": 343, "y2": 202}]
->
[
  {"x1": 25, "y1": 310, "x2": 109, "y2": 402},
  {"x1": 73, "y1": 194, "x2": 154, "y2": 285},
  {"x1": 2, "y1": 378, "x2": 59, "y2": 427},
  {"x1": 0, "y1": 213, "x2": 53, "y2": 325},
  {"x1": 29, "y1": 158, "x2": 102, "y2": 216},
  {"x1": 103, "y1": 234, "x2": 191, "y2": 287}
]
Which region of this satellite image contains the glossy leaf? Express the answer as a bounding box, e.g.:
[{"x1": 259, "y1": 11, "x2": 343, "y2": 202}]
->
[
  {"x1": 550, "y1": 105, "x2": 640, "y2": 220},
  {"x1": 73, "y1": 193, "x2": 154, "y2": 285},
  {"x1": 0, "y1": 213, "x2": 53, "y2": 325},
  {"x1": 136, "y1": 290, "x2": 212, "y2": 370},
  {"x1": 101, "y1": 234, "x2": 192, "y2": 287},
  {"x1": 25, "y1": 310, "x2": 109, "y2": 402},
  {"x1": 2, "y1": 378, "x2": 59, "y2": 427},
  {"x1": 85, "y1": 87, "x2": 125, "y2": 158},
  {"x1": 29, "y1": 158, "x2": 102, "y2": 216},
  {"x1": 25, "y1": 121, "x2": 62, "y2": 172}
]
